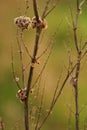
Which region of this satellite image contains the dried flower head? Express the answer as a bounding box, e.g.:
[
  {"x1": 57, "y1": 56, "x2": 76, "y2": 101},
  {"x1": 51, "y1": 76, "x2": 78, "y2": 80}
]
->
[
  {"x1": 14, "y1": 16, "x2": 31, "y2": 30},
  {"x1": 31, "y1": 16, "x2": 48, "y2": 29},
  {"x1": 17, "y1": 88, "x2": 27, "y2": 102}
]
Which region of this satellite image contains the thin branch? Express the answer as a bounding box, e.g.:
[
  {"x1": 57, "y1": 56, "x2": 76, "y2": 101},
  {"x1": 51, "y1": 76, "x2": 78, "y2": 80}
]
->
[
  {"x1": 81, "y1": 42, "x2": 87, "y2": 50},
  {"x1": 69, "y1": 2, "x2": 79, "y2": 52},
  {"x1": 33, "y1": 0, "x2": 39, "y2": 21},
  {"x1": 37, "y1": 39, "x2": 52, "y2": 60},
  {"x1": 32, "y1": 40, "x2": 54, "y2": 89},
  {"x1": 79, "y1": 102, "x2": 87, "y2": 113},
  {"x1": 51, "y1": 71, "x2": 62, "y2": 106},
  {"x1": 72, "y1": 51, "x2": 81, "y2": 130},
  {"x1": 20, "y1": 31, "x2": 32, "y2": 59},
  {"x1": 42, "y1": 0, "x2": 52, "y2": 19},
  {"x1": 81, "y1": 50, "x2": 87, "y2": 60},
  {"x1": 24, "y1": 61, "x2": 31, "y2": 72},
  {"x1": 24, "y1": 1, "x2": 42, "y2": 129},
  {"x1": 17, "y1": 30, "x2": 25, "y2": 88},
  {"x1": 11, "y1": 43, "x2": 21, "y2": 90},
  {"x1": 35, "y1": 85, "x2": 45, "y2": 130},
  {"x1": 66, "y1": 103, "x2": 74, "y2": 114},
  {"x1": 77, "y1": 0, "x2": 80, "y2": 11},
  {"x1": 44, "y1": 4, "x2": 56, "y2": 18}
]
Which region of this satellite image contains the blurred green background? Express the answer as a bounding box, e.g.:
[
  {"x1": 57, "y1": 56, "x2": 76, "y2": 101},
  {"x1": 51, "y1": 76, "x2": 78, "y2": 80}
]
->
[{"x1": 0, "y1": 0, "x2": 87, "y2": 130}]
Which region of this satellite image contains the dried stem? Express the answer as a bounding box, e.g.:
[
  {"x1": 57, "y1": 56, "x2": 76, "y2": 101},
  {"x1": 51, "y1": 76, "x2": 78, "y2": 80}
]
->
[
  {"x1": 42, "y1": 0, "x2": 52, "y2": 19},
  {"x1": 33, "y1": 0, "x2": 39, "y2": 21},
  {"x1": 74, "y1": 53, "x2": 81, "y2": 130},
  {"x1": 35, "y1": 86, "x2": 45, "y2": 130},
  {"x1": 11, "y1": 43, "x2": 21, "y2": 90},
  {"x1": 20, "y1": 31, "x2": 32, "y2": 59},
  {"x1": 17, "y1": 30, "x2": 25, "y2": 88},
  {"x1": 32, "y1": 40, "x2": 54, "y2": 89},
  {"x1": 44, "y1": 4, "x2": 56, "y2": 18},
  {"x1": 24, "y1": 1, "x2": 42, "y2": 130},
  {"x1": 72, "y1": 0, "x2": 81, "y2": 130}
]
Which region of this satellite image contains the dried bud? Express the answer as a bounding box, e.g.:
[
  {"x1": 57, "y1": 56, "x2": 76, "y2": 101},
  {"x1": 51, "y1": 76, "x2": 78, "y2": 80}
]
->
[
  {"x1": 16, "y1": 88, "x2": 27, "y2": 102},
  {"x1": 70, "y1": 77, "x2": 77, "y2": 87},
  {"x1": 31, "y1": 16, "x2": 48, "y2": 29},
  {"x1": 15, "y1": 77, "x2": 19, "y2": 82},
  {"x1": 14, "y1": 16, "x2": 31, "y2": 30}
]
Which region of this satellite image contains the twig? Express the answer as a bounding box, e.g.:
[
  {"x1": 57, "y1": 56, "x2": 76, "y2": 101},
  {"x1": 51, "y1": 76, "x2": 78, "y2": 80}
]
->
[
  {"x1": 42, "y1": 0, "x2": 52, "y2": 19},
  {"x1": 20, "y1": 31, "x2": 32, "y2": 59},
  {"x1": 51, "y1": 71, "x2": 62, "y2": 107},
  {"x1": 11, "y1": 43, "x2": 21, "y2": 90},
  {"x1": 72, "y1": 0, "x2": 82, "y2": 130},
  {"x1": 35, "y1": 85, "x2": 45, "y2": 130},
  {"x1": 33, "y1": 0, "x2": 39, "y2": 21},
  {"x1": 32, "y1": 39, "x2": 54, "y2": 89},
  {"x1": 24, "y1": 1, "x2": 42, "y2": 130},
  {"x1": 44, "y1": 4, "x2": 56, "y2": 18},
  {"x1": 16, "y1": 30, "x2": 25, "y2": 88},
  {"x1": 36, "y1": 40, "x2": 52, "y2": 60}
]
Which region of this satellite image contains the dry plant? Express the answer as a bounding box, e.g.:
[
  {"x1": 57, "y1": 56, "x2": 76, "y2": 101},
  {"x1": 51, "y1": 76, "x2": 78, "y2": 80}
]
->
[
  {"x1": 66, "y1": 0, "x2": 87, "y2": 130},
  {"x1": 10, "y1": 0, "x2": 87, "y2": 130}
]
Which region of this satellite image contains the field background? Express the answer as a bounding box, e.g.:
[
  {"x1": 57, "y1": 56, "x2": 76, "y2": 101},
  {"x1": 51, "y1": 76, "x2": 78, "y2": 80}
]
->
[{"x1": 0, "y1": 0, "x2": 87, "y2": 130}]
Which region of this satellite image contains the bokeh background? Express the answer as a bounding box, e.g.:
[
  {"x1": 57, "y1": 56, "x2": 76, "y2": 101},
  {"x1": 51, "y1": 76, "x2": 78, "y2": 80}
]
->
[{"x1": 0, "y1": 0, "x2": 87, "y2": 130}]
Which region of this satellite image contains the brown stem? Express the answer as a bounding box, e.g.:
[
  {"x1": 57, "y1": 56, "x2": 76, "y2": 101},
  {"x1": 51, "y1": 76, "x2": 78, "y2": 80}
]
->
[
  {"x1": 33, "y1": 0, "x2": 39, "y2": 21},
  {"x1": 24, "y1": 1, "x2": 42, "y2": 130},
  {"x1": 72, "y1": 0, "x2": 81, "y2": 129},
  {"x1": 74, "y1": 52, "x2": 81, "y2": 130},
  {"x1": 73, "y1": 0, "x2": 80, "y2": 53},
  {"x1": 24, "y1": 29, "x2": 41, "y2": 130}
]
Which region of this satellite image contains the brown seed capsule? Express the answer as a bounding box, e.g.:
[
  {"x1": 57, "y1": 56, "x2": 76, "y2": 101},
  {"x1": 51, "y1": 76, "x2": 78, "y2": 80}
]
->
[
  {"x1": 14, "y1": 16, "x2": 31, "y2": 30},
  {"x1": 17, "y1": 88, "x2": 27, "y2": 102},
  {"x1": 31, "y1": 16, "x2": 48, "y2": 29}
]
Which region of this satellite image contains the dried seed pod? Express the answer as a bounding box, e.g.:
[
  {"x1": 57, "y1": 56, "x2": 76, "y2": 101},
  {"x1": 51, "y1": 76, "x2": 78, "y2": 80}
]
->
[
  {"x1": 41, "y1": 18, "x2": 48, "y2": 29},
  {"x1": 14, "y1": 16, "x2": 31, "y2": 30},
  {"x1": 31, "y1": 16, "x2": 38, "y2": 29},
  {"x1": 17, "y1": 88, "x2": 27, "y2": 102},
  {"x1": 31, "y1": 16, "x2": 48, "y2": 29}
]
